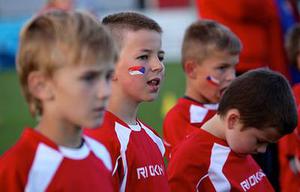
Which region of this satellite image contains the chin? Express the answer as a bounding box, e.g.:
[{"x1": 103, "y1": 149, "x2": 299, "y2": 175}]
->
[{"x1": 85, "y1": 118, "x2": 104, "y2": 129}]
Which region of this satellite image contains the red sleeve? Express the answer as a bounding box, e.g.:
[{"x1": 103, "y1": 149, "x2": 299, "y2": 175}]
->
[
  {"x1": 167, "y1": 137, "x2": 208, "y2": 192},
  {"x1": 0, "y1": 144, "x2": 33, "y2": 192},
  {"x1": 196, "y1": 0, "x2": 276, "y2": 23},
  {"x1": 0, "y1": 160, "x2": 23, "y2": 192}
]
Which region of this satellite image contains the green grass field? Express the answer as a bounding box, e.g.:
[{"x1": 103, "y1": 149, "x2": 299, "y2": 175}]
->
[{"x1": 0, "y1": 63, "x2": 185, "y2": 154}]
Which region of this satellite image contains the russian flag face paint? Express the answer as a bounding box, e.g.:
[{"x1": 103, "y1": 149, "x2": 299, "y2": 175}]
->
[
  {"x1": 206, "y1": 75, "x2": 220, "y2": 86},
  {"x1": 128, "y1": 66, "x2": 146, "y2": 75}
]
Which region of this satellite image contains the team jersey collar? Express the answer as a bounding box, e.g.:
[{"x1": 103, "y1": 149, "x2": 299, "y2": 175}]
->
[
  {"x1": 182, "y1": 96, "x2": 219, "y2": 109},
  {"x1": 105, "y1": 110, "x2": 142, "y2": 131}
]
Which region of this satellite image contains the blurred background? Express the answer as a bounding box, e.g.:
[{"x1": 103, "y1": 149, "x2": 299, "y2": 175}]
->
[{"x1": 0, "y1": 0, "x2": 196, "y2": 154}]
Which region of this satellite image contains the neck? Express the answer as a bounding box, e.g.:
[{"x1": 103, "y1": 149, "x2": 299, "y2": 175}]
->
[
  {"x1": 36, "y1": 112, "x2": 82, "y2": 148},
  {"x1": 201, "y1": 114, "x2": 226, "y2": 140},
  {"x1": 107, "y1": 89, "x2": 139, "y2": 125},
  {"x1": 185, "y1": 82, "x2": 210, "y2": 104}
]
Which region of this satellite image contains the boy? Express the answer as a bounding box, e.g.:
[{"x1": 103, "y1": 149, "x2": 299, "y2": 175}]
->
[
  {"x1": 163, "y1": 20, "x2": 242, "y2": 159},
  {"x1": 167, "y1": 69, "x2": 298, "y2": 192},
  {"x1": 278, "y1": 23, "x2": 300, "y2": 192},
  {"x1": 85, "y1": 12, "x2": 169, "y2": 192},
  {"x1": 0, "y1": 10, "x2": 118, "y2": 191}
]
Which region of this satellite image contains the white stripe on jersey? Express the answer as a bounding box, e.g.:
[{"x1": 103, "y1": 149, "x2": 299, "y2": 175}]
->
[
  {"x1": 25, "y1": 143, "x2": 63, "y2": 192},
  {"x1": 114, "y1": 122, "x2": 131, "y2": 192},
  {"x1": 190, "y1": 105, "x2": 209, "y2": 124},
  {"x1": 84, "y1": 136, "x2": 112, "y2": 171},
  {"x1": 208, "y1": 143, "x2": 231, "y2": 191},
  {"x1": 140, "y1": 122, "x2": 165, "y2": 156}
]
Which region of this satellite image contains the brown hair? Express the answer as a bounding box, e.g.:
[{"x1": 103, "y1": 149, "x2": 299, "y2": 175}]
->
[
  {"x1": 285, "y1": 23, "x2": 300, "y2": 68},
  {"x1": 17, "y1": 10, "x2": 118, "y2": 116},
  {"x1": 102, "y1": 12, "x2": 162, "y2": 48},
  {"x1": 218, "y1": 69, "x2": 297, "y2": 135},
  {"x1": 182, "y1": 19, "x2": 242, "y2": 67}
]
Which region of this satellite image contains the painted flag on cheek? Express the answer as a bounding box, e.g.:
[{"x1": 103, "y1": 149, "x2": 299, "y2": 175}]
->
[
  {"x1": 128, "y1": 66, "x2": 146, "y2": 75},
  {"x1": 206, "y1": 75, "x2": 220, "y2": 86}
]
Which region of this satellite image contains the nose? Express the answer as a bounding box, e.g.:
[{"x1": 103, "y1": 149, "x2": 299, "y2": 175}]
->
[
  {"x1": 256, "y1": 144, "x2": 268, "y2": 153},
  {"x1": 225, "y1": 68, "x2": 236, "y2": 82},
  {"x1": 97, "y1": 79, "x2": 111, "y2": 101},
  {"x1": 150, "y1": 56, "x2": 164, "y2": 73}
]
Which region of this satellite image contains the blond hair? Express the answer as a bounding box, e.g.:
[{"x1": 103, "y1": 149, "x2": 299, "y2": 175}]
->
[
  {"x1": 182, "y1": 20, "x2": 242, "y2": 67},
  {"x1": 17, "y1": 10, "x2": 118, "y2": 116}
]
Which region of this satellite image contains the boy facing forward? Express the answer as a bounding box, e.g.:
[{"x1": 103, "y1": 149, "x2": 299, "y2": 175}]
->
[
  {"x1": 85, "y1": 12, "x2": 169, "y2": 192},
  {"x1": 163, "y1": 20, "x2": 242, "y2": 159},
  {"x1": 0, "y1": 10, "x2": 117, "y2": 191},
  {"x1": 167, "y1": 69, "x2": 298, "y2": 192}
]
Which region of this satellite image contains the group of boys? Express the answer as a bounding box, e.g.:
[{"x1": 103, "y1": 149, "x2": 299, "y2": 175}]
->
[{"x1": 0, "y1": 8, "x2": 298, "y2": 192}]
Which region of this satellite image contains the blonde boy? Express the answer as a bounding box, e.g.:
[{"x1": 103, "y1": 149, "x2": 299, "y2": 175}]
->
[
  {"x1": 85, "y1": 12, "x2": 169, "y2": 192},
  {"x1": 0, "y1": 10, "x2": 117, "y2": 191},
  {"x1": 163, "y1": 20, "x2": 242, "y2": 159}
]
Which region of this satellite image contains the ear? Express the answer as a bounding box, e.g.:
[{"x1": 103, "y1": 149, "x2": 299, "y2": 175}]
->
[
  {"x1": 28, "y1": 71, "x2": 54, "y2": 101},
  {"x1": 226, "y1": 109, "x2": 240, "y2": 130},
  {"x1": 183, "y1": 60, "x2": 198, "y2": 79}
]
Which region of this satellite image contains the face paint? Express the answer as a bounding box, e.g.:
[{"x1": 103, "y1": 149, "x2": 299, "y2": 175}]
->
[
  {"x1": 128, "y1": 66, "x2": 146, "y2": 75},
  {"x1": 206, "y1": 75, "x2": 220, "y2": 86}
]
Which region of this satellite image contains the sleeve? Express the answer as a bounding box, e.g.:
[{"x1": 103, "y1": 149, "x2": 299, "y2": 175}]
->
[
  {"x1": 163, "y1": 109, "x2": 190, "y2": 160},
  {"x1": 0, "y1": 155, "x2": 25, "y2": 192},
  {"x1": 196, "y1": 0, "x2": 276, "y2": 23},
  {"x1": 167, "y1": 141, "x2": 207, "y2": 192}
]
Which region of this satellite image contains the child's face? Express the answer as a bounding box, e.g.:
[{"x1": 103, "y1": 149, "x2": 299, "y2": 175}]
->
[
  {"x1": 226, "y1": 123, "x2": 281, "y2": 155},
  {"x1": 115, "y1": 29, "x2": 164, "y2": 102},
  {"x1": 192, "y1": 51, "x2": 238, "y2": 103},
  {"x1": 47, "y1": 60, "x2": 115, "y2": 128}
]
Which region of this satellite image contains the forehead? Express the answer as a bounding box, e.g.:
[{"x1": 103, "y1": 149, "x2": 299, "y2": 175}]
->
[
  {"x1": 200, "y1": 50, "x2": 239, "y2": 67},
  {"x1": 121, "y1": 29, "x2": 162, "y2": 51}
]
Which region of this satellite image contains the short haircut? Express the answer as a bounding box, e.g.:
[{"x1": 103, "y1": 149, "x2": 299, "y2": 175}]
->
[
  {"x1": 182, "y1": 19, "x2": 242, "y2": 67},
  {"x1": 17, "y1": 10, "x2": 118, "y2": 116},
  {"x1": 285, "y1": 24, "x2": 300, "y2": 68},
  {"x1": 218, "y1": 69, "x2": 297, "y2": 135},
  {"x1": 102, "y1": 12, "x2": 162, "y2": 48}
]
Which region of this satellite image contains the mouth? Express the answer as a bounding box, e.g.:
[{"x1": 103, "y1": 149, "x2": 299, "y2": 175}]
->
[
  {"x1": 147, "y1": 78, "x2": 160, "y2": 86},
  {"x1": 93, "y1": 107, "x2": 105, "y2": 114},
  {"x1": 147, "y1": 77, "x2": 161, "y2": 92}
]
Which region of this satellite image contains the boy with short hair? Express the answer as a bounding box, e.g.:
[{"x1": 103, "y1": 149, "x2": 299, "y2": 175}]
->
[
  {"x1": 163, "y1": 20, "x2": 242, "y2": 159},
  {"x1": 278, "y1": 23, "x2": 300, "y2": 191},
  {"x1": 0, "y1": 10, "x2": 118, "y2": 191},
  {"x1": 85, "y1": 12, "x2": 169, "y2": 192},
  {"x1": 167, "y1": 69, "x2": 298, "y2": 192}
]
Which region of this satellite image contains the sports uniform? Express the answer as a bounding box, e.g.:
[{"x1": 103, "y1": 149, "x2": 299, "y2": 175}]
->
[
  {"x1": 0, "y1": 128, "x2": 113, "y2": 192},
  {"x1": 85, "y1": 111, "x2": 169, "y2": 192},
  {"x1": 163, "y1": 97, "x2": 217, "y2": 159},
  {"x1": 168, "y1": 128, "x2": 274, "y2": 192}
]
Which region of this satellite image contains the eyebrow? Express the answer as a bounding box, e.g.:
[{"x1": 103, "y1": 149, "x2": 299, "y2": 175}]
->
[{"x1": 140, "y1": 49, "x2": 165, "y2": 55}]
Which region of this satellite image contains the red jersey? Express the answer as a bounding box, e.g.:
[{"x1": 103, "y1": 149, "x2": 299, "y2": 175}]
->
[
  {"x1": 167, "y1": 128, "x2": 274, "y2": 192},
  {"x1": 85, "y1": 111, "x2": 169, "y2": 192},
  {"x1": 163, "y1": 97, "x2": 217, "y2": 159},
  {"x1": 0, "y1": 128, "x2": 113, "y2": 192},
  {"x1": 279, "y1": 83, "x2": 300, "y2": 192}
]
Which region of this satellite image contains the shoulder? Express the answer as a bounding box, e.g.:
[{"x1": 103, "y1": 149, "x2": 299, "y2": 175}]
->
[
  {"x1": 84, "y1": 135, "x2": 113, "y2": 171},
  {"x1": 0, "y1": 134, "x2": 38, "y2": 190},
  {"x1": 170, "y1": 130, "x2": 215, "y2": 165}
]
